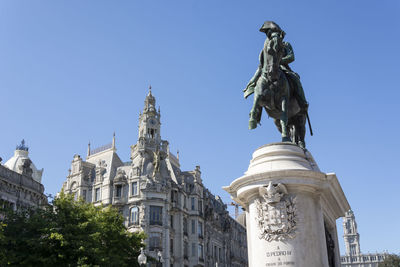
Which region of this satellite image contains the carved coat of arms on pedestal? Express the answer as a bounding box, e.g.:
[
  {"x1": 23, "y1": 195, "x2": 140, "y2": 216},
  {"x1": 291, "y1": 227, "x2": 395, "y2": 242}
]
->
[{"x1": 255, "y1": 181, "x2": 297, "y2": 241}]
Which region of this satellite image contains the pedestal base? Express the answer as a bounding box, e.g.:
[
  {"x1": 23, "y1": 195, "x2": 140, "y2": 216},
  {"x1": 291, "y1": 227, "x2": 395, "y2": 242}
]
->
[{"x1": 224, "y1": 143, "x2": 349, "y2": 267}]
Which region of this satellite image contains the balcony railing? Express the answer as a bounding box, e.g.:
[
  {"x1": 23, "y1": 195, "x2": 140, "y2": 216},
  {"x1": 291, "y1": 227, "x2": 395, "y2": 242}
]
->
[
  {"x1": 149, "y1": 220, "x2": 162, "y2": 226},
  {"x1": 90, "y1": 143, "x2": 112, "y2": 155}
]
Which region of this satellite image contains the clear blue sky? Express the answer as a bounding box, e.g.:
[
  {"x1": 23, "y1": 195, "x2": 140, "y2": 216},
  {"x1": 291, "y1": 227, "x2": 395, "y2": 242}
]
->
[{"x1": 1, "y1": 0, "x2": 399, "y2": 254}]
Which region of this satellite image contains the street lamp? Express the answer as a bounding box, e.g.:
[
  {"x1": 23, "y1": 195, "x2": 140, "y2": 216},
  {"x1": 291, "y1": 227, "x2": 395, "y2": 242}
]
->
[
  {"x1": 156, "y1": 250, "x2": 164, "y2": 266},
  {"x1": 138, "y1": 248, "x2": 147, "y2": 266}
]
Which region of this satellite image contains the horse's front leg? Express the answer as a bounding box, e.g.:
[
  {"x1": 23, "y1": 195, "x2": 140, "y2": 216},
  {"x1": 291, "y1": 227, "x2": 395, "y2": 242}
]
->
[
  {"x1": 249, "y1": 85, "x2": 264, "y2": 130},
  {"x1": 280, "y1": 97, "x2": 291, "y2": 142}
]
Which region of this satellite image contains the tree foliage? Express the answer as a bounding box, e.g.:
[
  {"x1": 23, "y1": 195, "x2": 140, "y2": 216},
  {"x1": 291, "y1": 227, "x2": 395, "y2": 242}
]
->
[
  {"x1": 0, "y1": 193, "x2": 145, "y2": 267},
  {"x1": 379, "y1": 254, "x2": 400, "y2": 267}
]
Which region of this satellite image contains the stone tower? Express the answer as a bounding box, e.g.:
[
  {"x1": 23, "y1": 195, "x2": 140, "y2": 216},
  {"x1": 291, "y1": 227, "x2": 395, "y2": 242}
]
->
[
  {"x1": 137, "y1": 86, "x2": 161, "y2": 152},
  {"x1": 343, "y1": 210, "x2": 361, "y2": 256}
]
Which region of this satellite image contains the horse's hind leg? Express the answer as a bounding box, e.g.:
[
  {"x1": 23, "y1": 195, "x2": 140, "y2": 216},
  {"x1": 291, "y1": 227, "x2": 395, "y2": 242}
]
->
[
  {"x1": 296, "y1": 114, "x2": 307, "y2": 149},
  {"x1": 280, "y1": 97, "x2": 291, "y2": 142}
]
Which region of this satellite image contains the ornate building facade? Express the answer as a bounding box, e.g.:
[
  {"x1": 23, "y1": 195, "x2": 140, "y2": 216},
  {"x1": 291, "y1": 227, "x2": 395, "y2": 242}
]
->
[
  {"x1": 60, "y1": 90, "x2": 248, "y2": 267},
  {"x1": 340, "y1": 210, "x2": 386, "y2": 267},
  {"x1": 0, "y1": 140, "x2": 47, "y2": 211}
]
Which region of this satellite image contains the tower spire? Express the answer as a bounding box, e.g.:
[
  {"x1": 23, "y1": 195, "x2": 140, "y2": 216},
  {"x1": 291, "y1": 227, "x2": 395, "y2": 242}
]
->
[
  {"x1": 112, "y1": 132, "x2": 116, "y2": 150},
  {"x1": 137, "y1": 89, "x2": 161, "y2": 149},
  {"x1": 87, "y1": 142, "x2": 91, "y2": 157}
]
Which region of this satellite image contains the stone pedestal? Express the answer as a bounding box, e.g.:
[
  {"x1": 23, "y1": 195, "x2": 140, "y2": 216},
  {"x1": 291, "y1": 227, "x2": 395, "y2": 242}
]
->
[{"x1": 223, "y1": 143, "x2": 349, "y2": 267}]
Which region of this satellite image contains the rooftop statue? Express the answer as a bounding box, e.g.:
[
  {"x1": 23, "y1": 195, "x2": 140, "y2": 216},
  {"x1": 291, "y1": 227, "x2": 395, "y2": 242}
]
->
[{"x1": 244, "y1": 21, "x2": 312, "y2": 148}]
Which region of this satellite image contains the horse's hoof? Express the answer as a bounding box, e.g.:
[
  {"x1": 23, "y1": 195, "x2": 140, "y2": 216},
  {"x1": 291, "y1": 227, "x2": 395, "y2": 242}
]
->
[
  {"x1": 282, "y1": 136, "x2": 291, "y2": 142},
  {"x1": 298, "y1": 141, "x2": 306, "y2": 149},
  {"x1": 249, "y1": 120, "x2": 257, "y2": 130}
]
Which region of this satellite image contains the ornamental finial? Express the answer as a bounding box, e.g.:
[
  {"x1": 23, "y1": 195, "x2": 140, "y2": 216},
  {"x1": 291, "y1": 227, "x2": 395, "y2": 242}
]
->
[
  {"x1": 112, "y1": 132, "x2": 116, "y2": 149},
  {"x1": 16, "y1": 139, "x2": 29, "y2": 151}
]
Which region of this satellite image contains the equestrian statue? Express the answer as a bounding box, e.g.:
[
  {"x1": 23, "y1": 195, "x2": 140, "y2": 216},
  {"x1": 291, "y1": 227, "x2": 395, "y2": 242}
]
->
[{"x1": 243, "y1": 21, "x2": 312, "y2": 149}]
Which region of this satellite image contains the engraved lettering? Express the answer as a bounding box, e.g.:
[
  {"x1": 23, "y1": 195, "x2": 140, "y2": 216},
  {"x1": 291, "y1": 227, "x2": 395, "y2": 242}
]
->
[{"x1": 266, "y1": 250, "x2": 292, "y2": 257}]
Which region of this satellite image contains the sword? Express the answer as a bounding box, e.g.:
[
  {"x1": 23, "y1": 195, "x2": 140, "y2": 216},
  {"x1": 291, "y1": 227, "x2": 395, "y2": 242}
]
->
[{"x1": 306, "y1": 111, "x2": 313, "y2": 136}]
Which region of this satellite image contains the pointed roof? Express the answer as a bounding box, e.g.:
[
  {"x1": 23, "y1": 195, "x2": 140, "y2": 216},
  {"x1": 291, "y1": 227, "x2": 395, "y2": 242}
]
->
[{"x1": 144, "y1": 85, "x2": 156, "y2": 112}]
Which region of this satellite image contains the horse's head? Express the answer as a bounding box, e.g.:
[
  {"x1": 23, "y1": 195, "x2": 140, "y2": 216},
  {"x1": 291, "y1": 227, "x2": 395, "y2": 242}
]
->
[{"x1": 265, "y1": 31, "x2": 285, "y2": 82}]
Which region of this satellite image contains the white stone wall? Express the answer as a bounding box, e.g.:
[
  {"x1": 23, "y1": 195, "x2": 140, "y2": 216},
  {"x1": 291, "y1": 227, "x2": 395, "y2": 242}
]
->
[
  {"x1": 224, "y1": 143, "x2": 350, "y2": 267},
  {"x1": 0, "y1": 164, "x2": 47, "y2": 211}
]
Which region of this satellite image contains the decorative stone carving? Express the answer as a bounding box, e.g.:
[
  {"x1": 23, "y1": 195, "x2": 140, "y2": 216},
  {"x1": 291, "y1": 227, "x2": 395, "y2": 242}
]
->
[
  {"x1": 139, "y1": 203, "x2": 146, "y2": 225},
  {"x1": 95, "y1": 160, "x2": 107, "y2": 183},
  {"x1": 19, "y1": 158, "x2": 33, "y2": 177},
  {"x1": 255, "y1": 181, "x2": 297, "y2": 241},
  {"x1": 114, "y1": 169, "x2": 127, "y2": 183}
]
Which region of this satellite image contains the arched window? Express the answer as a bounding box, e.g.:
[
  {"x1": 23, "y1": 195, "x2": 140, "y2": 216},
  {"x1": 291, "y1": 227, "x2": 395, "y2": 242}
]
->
[{"x1": 130, "y1": 206, "x2": 139, "y2": 225}]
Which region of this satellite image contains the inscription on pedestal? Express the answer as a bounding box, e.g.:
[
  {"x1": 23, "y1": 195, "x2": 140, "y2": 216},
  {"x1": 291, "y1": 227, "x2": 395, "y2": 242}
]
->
[{"x1": 265, "y1": 247, "x2": 295, "y2": 266}]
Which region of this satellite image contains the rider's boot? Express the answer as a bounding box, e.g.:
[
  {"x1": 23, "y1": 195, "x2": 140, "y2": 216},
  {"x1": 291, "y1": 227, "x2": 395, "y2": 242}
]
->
[{"x1": 249, "y1": 108, "x2": 260, "y2": 129}]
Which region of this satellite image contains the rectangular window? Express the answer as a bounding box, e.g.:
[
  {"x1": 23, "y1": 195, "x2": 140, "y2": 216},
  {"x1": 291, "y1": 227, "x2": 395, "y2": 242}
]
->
[
  {"x1": 183, "y1": 217, "x2": 188, "y2": 235},
  {"x1": 191, "y1": 219, "x2": 196, "y2": 234},
  {"x1": 115, "y1": 185, "x2": 122, "y2": 197},
  {"x1": 191, "y1": 197, "x2": 195, "y2": 210},
  {"x1": 149, "y1": 233, "x2": 161, "y2": 251},
  {"x1": 350, "y1": 244, "x2": 356, "y2": 255},
  {"x1": 131, "y1": 182, "x2": 138, "y2": 196},
  {"x1": 95, "y1": 188, "x2": 100, "y2": 201},
  {"x1": 198, "y1": 244, "x2": 204, "y2": 259},
  {"x1": 184, "y1": 196, "x2": 187, "y2": 209},
  {"x1": 219, "y1": 247, "x2": 222, "y2": 261},
  {"x1": 184, "y1": 241, "x2": 188, "y2": 258},
  {"x1": 150, "y1": 206, "x2": 163, "y2": 226},
  {"x1": 198, "y1": 199, "x2": 203, "y2": 215},
  {"x1": 170, "y1": 215, "x2": 174, "y2": 229},
  {"x1": 198, "y1": 221, "x2": 203, "y2": 237},
  {"x1": 170, "y1": 190, "x2": 176, "y2": 202},
  {"x1": 192, "y1": 243, "x2": 196, "y2": 257},
  {"x1": 170, "y1": 238, "x2": 173, "y2": 254},
  {"x1": 82, "y1": 190, "x2": 87, "y2": 201}
]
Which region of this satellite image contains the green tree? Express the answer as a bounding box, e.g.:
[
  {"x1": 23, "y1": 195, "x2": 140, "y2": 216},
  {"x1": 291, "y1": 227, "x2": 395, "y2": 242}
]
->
[
  {"x1": 379, "y1": 254, "x2": 400, "y2": 267},
  {"x1": 0, "y1": 193, "x2": 145, "y2": 266}
]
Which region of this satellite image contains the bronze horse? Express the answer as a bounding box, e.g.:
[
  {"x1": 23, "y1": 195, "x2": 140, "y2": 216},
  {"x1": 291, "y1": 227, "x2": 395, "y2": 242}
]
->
[{"x1": 244, "y1": 21, "x2": 308, "y2": 148}]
